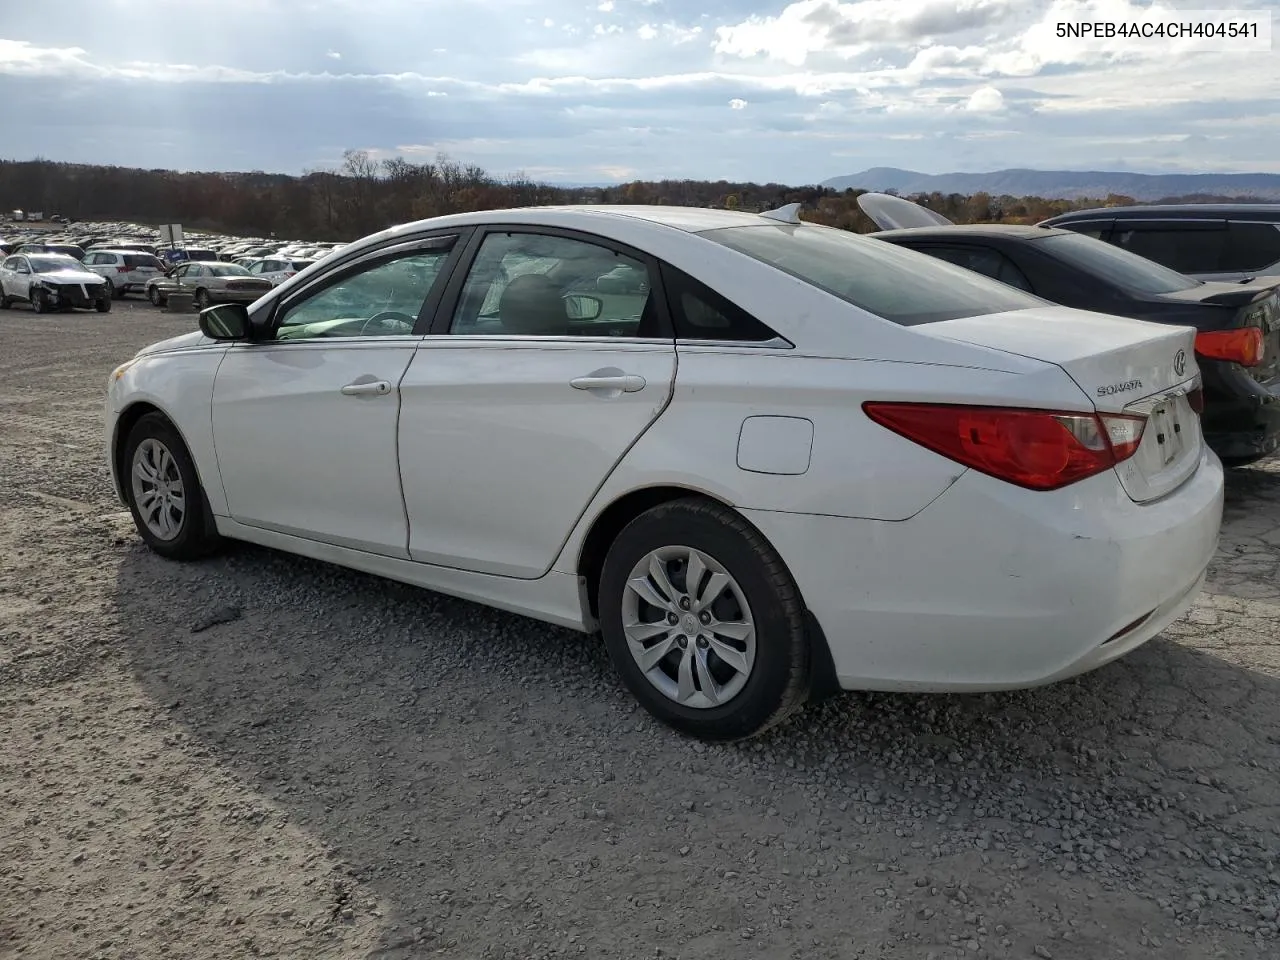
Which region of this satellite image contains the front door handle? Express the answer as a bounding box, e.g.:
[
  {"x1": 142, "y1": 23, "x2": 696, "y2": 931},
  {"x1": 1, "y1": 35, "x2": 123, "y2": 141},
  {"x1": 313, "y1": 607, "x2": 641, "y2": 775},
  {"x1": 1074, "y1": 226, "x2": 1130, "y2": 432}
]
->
[
  {"x1": 340, "y1": 379, "x2": 392, "y2": 397},
  {"x1": 569, "y1": 374, "x2": 646, "y2": 393}
]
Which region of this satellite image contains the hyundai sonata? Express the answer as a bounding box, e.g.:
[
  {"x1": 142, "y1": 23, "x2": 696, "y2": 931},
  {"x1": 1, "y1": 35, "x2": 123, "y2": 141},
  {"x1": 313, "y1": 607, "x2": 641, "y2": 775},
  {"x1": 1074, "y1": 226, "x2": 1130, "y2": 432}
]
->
[{"x1": 105, "y1": 204, "x2": 1224, "y2": 740}]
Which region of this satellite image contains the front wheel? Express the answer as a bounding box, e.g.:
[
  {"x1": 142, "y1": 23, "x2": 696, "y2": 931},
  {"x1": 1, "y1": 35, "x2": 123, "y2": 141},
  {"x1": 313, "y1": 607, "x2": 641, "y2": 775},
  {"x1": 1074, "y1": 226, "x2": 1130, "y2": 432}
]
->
[
  {"x1": 30, "y1": 287, "x2": 48, "y2": 313},
  {"x1": 123, "y1": 412, "x2": 223, "y2": 560},
  {"x1": 95, "y1": 294, "x2": 111, "y2": 313},
  {"x1": 597, "y1": 497, "x2": 810, "y2": 741}
]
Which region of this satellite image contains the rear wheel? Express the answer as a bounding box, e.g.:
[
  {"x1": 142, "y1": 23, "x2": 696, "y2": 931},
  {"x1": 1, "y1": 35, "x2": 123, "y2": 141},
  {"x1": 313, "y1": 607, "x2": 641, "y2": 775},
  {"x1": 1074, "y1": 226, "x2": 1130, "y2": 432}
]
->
[
  {"x1": 123, "y1": 412, "x2": 223, "y2": 560},
  {"x1": 148, "y1": 286, "x2": 164, "y2": 306},
  {"x1": 194, "y1": 288, "x2": 211, "y2": 309},
  {"x1": 597, "y1": 497, "x2": 810, "y2": 741}
]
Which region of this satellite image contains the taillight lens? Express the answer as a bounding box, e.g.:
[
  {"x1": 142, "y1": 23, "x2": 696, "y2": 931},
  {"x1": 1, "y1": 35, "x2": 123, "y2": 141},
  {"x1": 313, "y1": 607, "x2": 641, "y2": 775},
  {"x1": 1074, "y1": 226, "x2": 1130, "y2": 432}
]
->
[
  {"x1": 1195, "y1": 328, "x2": 1264, "y2": 367},
  {"x1": 862, "y1": 403, "x2": 1147, "y2": 491}
]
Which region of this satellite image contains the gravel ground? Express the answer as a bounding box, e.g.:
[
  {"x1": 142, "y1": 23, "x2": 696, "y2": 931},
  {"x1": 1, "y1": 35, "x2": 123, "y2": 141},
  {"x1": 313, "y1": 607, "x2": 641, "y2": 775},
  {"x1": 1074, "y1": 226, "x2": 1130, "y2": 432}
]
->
[{"x1": 2, "y1": 297, "x2": 1280, "y2": 960}]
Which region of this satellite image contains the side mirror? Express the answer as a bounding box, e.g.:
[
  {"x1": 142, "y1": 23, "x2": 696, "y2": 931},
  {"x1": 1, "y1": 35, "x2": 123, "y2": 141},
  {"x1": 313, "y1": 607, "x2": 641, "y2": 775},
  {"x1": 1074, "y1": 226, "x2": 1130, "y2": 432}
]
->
[
  {"x1": 199, "y1": 303, "x2": 251, "y2": 340},
  {"x1": 564, "y1": 294, "x2": 603, "y2": 321}
]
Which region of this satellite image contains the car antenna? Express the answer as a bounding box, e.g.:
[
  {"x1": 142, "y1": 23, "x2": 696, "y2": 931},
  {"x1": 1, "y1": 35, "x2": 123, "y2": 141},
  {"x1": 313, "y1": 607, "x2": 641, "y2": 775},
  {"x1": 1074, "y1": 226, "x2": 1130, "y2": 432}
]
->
[{"x1": 758, "y1": 202, "x2": 803, "y2": 224}]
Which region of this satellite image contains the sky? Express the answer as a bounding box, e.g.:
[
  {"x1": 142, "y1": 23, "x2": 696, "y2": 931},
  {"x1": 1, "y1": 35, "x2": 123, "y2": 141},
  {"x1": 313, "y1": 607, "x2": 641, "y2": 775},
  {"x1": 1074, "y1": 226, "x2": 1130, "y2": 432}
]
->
[{"x1": 0, "y1": 0, "x2": 1277, "y2": 185}]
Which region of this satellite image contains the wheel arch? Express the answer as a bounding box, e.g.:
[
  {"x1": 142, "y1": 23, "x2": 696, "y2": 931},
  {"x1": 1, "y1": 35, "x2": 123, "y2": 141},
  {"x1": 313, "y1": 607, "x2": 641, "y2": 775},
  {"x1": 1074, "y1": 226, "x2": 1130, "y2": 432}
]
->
[
  {"x1": 112, "y1": 400, "x2": 217, "y2": 532},
  {"x1": 574, "y1": 484, "x2": 840, "y2": 702}
]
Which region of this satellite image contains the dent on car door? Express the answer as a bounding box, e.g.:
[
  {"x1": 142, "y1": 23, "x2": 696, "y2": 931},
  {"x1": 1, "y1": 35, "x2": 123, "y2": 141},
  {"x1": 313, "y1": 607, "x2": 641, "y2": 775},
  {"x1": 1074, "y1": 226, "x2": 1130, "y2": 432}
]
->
[
  {"x1": 209, "y1": 234, "x2": 464, "y2": 557},
  {"x1": 398, "y1": 227, "x2": 678, "y2": 579}
]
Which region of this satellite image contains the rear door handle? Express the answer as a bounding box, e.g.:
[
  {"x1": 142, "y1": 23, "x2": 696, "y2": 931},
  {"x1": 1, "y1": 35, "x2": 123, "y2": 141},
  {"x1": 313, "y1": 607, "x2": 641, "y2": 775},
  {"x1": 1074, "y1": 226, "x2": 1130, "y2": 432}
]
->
[
  {"x1": 569, "y1": 374, "x2": 646, "y2": 393},
  {"x1": 340, "y1": 379, "x2": 392, "y2": 397}
]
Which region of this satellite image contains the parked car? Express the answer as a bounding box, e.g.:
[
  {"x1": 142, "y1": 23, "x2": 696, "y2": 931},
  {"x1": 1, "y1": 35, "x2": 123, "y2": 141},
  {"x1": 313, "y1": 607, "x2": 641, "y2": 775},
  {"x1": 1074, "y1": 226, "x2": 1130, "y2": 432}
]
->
[
  {"x1": 105, "y1": 203, "x2": 1223, "y2": 740},
  {"x1": 244, "y1": 256, "x2": 317, "y2": 286},
  {"x1": 0, "y1": 252, "x2": 110, "y2": 313},
  {"x1": 145, "y1": 261, "x2": 273, "y2": 308},
  {"x1": 857, "y1": 193, "x2": 1280, "y2": 466},
  {"x1": 82, "y1": 249, "x2": 166, "y2": 298},
  {"x1": 14, "y1": 241, "x2": 86, "y2": 260},
  {"x1": 1039, "y1": 203, "x2": 1280, "y2": 283},
  {"x1": 159, "y1": 246, "x2": 220, "y2": 266}
]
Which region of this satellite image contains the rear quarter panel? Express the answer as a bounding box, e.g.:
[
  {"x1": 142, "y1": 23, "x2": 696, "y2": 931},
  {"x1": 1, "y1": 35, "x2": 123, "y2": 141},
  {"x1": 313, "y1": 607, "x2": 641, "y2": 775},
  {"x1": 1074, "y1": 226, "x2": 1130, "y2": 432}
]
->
[{"x1": 554, "y1": 346, "x2": 1094, "y2": 573}]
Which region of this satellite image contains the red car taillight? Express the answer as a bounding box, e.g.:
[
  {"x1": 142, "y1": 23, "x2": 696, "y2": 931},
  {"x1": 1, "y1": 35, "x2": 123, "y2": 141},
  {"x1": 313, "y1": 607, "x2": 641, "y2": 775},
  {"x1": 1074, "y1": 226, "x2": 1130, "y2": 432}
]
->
[
  {"x1": 862, "y1": 403, "x2": 1147, "y2": 491},
  {"x1": 117, "y1": 266, "x2": 131, "y2": 274},
  {"x1": 1195, "y1": 328, "x2": 1264, "y2": 367}
]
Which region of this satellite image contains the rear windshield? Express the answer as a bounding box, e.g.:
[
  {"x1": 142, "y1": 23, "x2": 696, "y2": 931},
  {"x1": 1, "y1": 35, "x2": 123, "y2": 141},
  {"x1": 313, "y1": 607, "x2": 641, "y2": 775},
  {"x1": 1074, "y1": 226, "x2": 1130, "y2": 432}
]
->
[
  {"x1": 185, "y1": 249, "x2": 218, "y2": 260},
  {"x1": 1034, "y1": 232, "x2": 1202, "y2": 295},
  {"x1": 124, "y1": 253, "x2": 164, "y2": 268},
  {"x1": 208, "y1": 264, "x2": 250, "y2": 277},
  {"x1": 699, "y1": 223, "x2": 1045, "y2": 325},
  {"x1": 291, "y1": 259, "x2": 316, "y2": 269}
]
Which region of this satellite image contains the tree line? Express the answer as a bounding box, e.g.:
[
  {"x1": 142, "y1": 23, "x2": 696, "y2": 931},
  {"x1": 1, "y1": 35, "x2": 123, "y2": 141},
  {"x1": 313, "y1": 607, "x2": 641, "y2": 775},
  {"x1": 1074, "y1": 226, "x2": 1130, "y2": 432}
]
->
[{"x1": 0, "y1": 153, "x2": 1248, "y2": 242}]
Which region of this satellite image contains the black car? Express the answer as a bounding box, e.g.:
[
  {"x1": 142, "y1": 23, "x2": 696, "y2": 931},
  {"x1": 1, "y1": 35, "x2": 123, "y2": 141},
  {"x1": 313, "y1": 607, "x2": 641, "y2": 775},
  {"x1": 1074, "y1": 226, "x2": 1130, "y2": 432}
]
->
[
  {"x1": 1038, "y1": 203, "x2": 1280, "y2": 283},
  {"x1": 858, "y1": 193, "x2": 1280, "y2": 466}
]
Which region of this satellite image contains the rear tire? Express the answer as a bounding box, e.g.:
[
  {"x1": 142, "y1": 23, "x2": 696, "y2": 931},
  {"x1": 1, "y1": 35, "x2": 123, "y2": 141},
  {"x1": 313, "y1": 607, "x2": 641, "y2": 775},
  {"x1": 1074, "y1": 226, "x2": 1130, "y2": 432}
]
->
[
  {"x1": 148, "y1": 287, "x2": 163, "y2": 306},
  {"x1": 597, "y1": 497, "x2": 810, "y2": 741},
  {"x1": 195, "y1": 288, "x2": 211, "y2": 309},
  {"x1": 123, "y1": 412, "x2": 223, "y2": 561}
]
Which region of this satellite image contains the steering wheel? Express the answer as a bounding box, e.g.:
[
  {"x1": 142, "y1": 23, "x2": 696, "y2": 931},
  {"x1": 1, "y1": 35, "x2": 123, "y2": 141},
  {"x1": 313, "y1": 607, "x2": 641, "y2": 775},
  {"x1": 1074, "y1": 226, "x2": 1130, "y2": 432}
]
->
[{"x1": 358, "y1": 310, "x2": 417, "y2": 335}]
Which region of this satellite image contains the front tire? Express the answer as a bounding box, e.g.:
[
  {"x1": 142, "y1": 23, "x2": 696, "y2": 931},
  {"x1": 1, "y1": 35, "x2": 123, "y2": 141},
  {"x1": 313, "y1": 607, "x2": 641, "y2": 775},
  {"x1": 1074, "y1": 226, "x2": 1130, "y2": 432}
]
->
[
  {"x1": 30, "y1": 287, "x2": 48, "y2": 313},
  {"x1": 123, "y1": 413, "x2": 223, "y2": 560},
  {"x1": 597, "y1": 497, "x2": 810, "y2": 741},
  {"x1": 95, "y1": 294, "x2": 111, "y2": 313}
]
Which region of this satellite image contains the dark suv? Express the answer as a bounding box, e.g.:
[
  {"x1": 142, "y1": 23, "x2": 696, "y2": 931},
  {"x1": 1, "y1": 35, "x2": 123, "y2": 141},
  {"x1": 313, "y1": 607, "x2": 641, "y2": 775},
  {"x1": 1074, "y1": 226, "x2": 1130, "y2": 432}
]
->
[{"x1": 1039, "y1": 204, "x2": 1280, "y2": 283}]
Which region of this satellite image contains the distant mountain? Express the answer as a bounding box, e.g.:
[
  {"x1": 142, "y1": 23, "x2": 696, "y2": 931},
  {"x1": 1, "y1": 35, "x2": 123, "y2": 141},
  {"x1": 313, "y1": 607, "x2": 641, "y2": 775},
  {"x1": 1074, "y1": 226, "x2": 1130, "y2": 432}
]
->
[{"x1": 821, "y1": 167, "x2": 1280, "y2": 201}]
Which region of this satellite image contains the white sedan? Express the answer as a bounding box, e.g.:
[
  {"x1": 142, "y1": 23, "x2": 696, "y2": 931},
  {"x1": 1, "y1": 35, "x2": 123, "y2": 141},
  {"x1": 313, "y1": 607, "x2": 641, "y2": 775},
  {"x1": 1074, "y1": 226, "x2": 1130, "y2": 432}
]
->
[{"x1": 104, "y1": 204, "x2": 1224, "y2": 740}]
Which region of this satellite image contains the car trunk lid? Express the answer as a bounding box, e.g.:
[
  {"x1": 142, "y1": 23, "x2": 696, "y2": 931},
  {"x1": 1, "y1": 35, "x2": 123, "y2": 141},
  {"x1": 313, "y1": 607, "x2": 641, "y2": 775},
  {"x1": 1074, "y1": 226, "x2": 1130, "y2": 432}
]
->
[{"x1": 916, "y1": 305, "x2": 1203, "y2": 502}]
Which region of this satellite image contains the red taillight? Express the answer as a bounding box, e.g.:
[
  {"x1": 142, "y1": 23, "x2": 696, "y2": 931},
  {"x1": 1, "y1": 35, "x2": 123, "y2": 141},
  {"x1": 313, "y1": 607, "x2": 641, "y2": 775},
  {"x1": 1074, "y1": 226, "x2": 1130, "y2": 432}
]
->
[
  {"x1": 1188, "y1": 386, "x2": 1205, "y2": 414},
  {"x1": 1195, "y1": 328, "x2": 1264, "y2": 367},
  {"x1": 117, "y1": 266, "x2": 130, "y2": 273},
  {"x1": 862, "y1": 403, "x2": 1147, "y2": 491}
]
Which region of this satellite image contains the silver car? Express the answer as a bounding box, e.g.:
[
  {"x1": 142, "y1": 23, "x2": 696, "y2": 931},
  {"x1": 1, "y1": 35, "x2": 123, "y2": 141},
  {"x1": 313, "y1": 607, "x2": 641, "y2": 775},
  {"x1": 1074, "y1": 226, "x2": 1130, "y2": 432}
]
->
[{"x1": 146, "y1": 261, "x2": 274, "y2": 308}]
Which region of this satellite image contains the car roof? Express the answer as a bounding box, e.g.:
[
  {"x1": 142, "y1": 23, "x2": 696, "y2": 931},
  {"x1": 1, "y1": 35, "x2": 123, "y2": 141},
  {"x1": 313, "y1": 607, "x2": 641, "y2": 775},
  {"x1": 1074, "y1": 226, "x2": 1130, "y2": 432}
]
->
[
  {"x1": 870, "y1": 224, "x2": 1072, "y2": 240},
  {"x1": 1046, "y1": 203, "x2": 1280, "y2": 222}
]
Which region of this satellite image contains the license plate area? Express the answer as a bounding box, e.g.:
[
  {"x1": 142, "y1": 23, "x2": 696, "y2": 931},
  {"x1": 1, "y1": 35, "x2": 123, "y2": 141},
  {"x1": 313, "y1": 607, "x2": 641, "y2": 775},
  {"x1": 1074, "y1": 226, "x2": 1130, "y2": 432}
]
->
[{"x1": 1149, "y1": 399, "x2": 1185, "y2": 467}]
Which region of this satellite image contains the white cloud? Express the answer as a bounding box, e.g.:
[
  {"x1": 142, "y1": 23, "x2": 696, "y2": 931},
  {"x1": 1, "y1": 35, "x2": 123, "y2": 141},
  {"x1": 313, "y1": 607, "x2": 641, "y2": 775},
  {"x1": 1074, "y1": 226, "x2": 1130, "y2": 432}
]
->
[
  {"x1": 326, "y1": 50, "x2": 342, "y2": 60},
  {"x1": 637, "y1": 24, "x2": 657, "y2": 40},
  {"x1": 729, "y1": 98, "x2": 748, "y2": 110},
  {"x1": 964, "y1": 85, "x2": 1004, "y2": 112},
  {"x1": 597, "y1": 1, "x2": 614, "y2": 11}
]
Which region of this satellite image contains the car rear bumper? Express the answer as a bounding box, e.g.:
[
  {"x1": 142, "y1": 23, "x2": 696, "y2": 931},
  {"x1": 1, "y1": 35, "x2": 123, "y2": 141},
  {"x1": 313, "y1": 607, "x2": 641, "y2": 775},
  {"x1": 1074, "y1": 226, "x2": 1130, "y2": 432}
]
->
[
  {"x1": 1201, "y1": 363, "x2": 1280, "y2": 462},
  {"x1": 742, "y1": 448, "x2": 1224, "y2": 692},
  {"x1": 217, "y1": 289, "x2": 271, "y2": 302}
]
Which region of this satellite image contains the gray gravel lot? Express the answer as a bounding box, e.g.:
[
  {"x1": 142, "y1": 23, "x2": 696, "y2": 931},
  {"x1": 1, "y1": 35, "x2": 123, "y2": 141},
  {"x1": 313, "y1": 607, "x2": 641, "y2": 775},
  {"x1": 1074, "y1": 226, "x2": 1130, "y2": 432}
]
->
[{"x1": 2, "y1": 297, "x2": 1279, "y2": 960}]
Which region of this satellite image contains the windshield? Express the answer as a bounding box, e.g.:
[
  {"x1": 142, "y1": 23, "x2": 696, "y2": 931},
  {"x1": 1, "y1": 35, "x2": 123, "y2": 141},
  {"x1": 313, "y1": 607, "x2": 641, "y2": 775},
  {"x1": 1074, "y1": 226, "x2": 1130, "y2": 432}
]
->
[
  {"x1": 28, "y1": 255, "x2": 80, "y2": 272},
  {"x1": 699, "y1": 223, "x2": 1045, "y2": 325},
  {"x1": 209, "y1": 264, "x2": 250, "y2": 277},
  {"x1": 1034, "y1": 232, "x2": 1202, "y2": 295}
]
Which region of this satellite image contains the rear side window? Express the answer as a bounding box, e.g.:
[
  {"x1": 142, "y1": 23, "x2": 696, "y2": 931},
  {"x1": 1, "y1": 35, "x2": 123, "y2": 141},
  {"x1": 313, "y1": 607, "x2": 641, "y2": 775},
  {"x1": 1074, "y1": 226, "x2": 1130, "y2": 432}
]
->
[
  {"x1": 659, "y1": 263, "x2": 779, "y2": 342},
  {"x1": 124, "y1": 254, "x2": 163, "y2": 268},
  {"x1": 1224, "y1": 222, "x2": 1280, "y2": 272},
  {"x1": 1112, "y1": 225, "x2": 1228, "y2": 274},
  {"x1": 913, "y1": 245, "x2": 1034, "y2": 293},
  {"x1": 700, "y1": 223, "x2": 1044, "y2": 326}
]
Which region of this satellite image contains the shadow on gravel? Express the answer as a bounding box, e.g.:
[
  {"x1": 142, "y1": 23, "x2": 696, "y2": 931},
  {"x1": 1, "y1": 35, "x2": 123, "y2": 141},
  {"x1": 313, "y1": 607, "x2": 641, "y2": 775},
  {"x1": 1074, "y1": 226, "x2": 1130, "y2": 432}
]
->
[{"x1": 110, "y1": 506, "x2": 1280, "y2": 957}]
